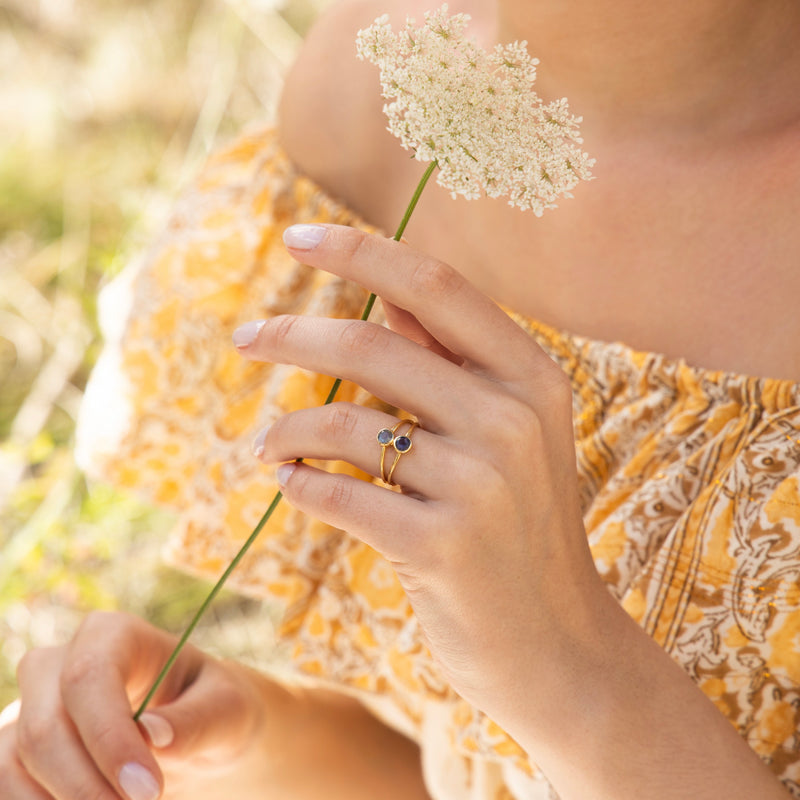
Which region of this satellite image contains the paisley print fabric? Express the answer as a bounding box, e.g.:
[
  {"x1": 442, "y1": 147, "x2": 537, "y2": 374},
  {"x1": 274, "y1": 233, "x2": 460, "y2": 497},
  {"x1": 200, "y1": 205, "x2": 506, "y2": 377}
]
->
[{"x1": 77, "y1": 128, "x2": 800, "y2": 799}]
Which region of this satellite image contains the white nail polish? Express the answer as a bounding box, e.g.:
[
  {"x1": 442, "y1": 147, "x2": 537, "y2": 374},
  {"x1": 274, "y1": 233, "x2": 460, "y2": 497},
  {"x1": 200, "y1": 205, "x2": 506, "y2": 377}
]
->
[
  {"x1": 252, "y1": 426, "x2": 270, "y2": 459},
  {"x1": 138, "y1": 712, "x2": 174, "y2": 748},
  {"x1": 232, "y1": 320, "x2": 265, "y2": 348},
  {"x1": 276, "y1": 461, "x2": 297, "y2": 487},
  {"x1": 283, "y1": 224, "x2": 326, "y2": 250},
  {"x1": 119, "y1": 762, "x2": 160, "y2": 800}
]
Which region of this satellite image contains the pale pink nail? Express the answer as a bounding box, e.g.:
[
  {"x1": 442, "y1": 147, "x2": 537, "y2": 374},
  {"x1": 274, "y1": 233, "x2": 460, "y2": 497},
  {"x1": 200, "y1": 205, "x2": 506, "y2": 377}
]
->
[
  {"x1": 119, "y1": 762, "x2": 160, "y2": 800},
  {"x1": 232, "y1": 320, "x2": 265, "y2": 348},
  {"x1": 283, "y1": 224, "x2": 327, "y2": 250},
  {"x1": 276, "y1": 462, "x2": 297, "y2": 487},
  {"x1": 138, "y1": 712, "x2": 174, "y2": 748},
  {"x1": 252, "y1": 427, "x2": 270, "y2": 459}
]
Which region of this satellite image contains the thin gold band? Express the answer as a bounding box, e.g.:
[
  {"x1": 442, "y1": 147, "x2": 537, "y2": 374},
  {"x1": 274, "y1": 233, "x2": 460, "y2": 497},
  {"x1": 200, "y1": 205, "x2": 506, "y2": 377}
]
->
[{"x1": 378, "y1": 419, "x2": 418, "y2": 485}]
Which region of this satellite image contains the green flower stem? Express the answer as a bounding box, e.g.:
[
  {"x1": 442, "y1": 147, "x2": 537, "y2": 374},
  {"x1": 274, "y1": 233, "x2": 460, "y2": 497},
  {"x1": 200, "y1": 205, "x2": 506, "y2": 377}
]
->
[
  {"x1": 133, "y1": 158, "x2": 438, "y2": 721},
  {"x1": 322, "y1": 158, "x2": 436, "y2": 404}
]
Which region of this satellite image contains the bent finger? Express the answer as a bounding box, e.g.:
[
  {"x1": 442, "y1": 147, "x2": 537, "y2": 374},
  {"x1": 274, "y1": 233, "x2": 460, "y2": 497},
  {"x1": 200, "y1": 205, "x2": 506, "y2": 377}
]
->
[
  {"x1": 277, "y1": 460, "x2": 433, "y2": 563},
  {"x1": 57, "y1": 614, "x2": 195, "y2": 800},
  {"x1": 16, "y1": 647, "x2": 144, "y2": 800},
  {"x1": 0, "y1": 723, "x2": 53, "y2": 800},
  {"x1": 235, "y1": 314, "x2": 481, "y2": 434},
  {"x1": 254, "y1": 403, "x2": 457, "y2": 498},
  {"x1": 60, "y1": 614, "x2": 200, "y2": 797},
  {"x1": 138, "y1": 659, "x2": 265, "y2": 763},
  {"x1": 283, "y1": 224, "x2": 553, "y2": 384}
]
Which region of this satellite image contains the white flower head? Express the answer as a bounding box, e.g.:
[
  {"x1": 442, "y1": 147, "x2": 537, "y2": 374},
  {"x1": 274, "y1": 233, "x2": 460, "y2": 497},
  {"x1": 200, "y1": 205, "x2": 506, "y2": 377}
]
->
[{"x1": 356, "y1": 5, "x2": 594, "y2": 215}]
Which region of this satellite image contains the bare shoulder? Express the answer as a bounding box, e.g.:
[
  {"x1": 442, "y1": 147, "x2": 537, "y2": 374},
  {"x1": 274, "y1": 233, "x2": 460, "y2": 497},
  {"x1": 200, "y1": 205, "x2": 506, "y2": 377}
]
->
[
  {"x1": 277, "y1": 0, "x2": 425, "y2": 223},
  {"x1": 277, "y1": 0, "x2": 491, "y2": 225}
]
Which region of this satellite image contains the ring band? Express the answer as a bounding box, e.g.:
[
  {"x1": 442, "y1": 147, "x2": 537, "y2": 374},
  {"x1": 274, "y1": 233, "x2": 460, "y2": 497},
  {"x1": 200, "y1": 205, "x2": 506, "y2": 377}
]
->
[{"x1": 377, "y1": 420, "x2": 418, "y2": 485}]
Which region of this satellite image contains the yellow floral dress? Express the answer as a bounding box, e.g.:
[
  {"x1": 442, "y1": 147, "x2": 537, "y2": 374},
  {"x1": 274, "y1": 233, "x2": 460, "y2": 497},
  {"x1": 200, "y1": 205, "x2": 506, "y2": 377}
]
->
[{"x1": 76, "y1": 128, "x2": 800, "y2": 800}]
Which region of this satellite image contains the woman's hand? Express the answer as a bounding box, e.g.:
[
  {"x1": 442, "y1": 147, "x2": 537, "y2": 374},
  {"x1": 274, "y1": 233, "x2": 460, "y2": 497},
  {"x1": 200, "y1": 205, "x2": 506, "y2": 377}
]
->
[
  {"x1": 236, "y1": 224, "x2": 794, "y2": 800},
  {"x1": 236, "y1": 223, "x2": 609, "y2": 730},
  {"x1": 0, "y1": 611, "x2": 268, "y2": 800}
]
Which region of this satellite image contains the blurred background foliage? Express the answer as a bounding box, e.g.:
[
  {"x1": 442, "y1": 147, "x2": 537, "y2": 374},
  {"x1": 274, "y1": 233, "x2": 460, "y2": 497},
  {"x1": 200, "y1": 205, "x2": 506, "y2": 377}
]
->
[{"x1": 0, "y1": 0, "x2": 330, "y2": 708}]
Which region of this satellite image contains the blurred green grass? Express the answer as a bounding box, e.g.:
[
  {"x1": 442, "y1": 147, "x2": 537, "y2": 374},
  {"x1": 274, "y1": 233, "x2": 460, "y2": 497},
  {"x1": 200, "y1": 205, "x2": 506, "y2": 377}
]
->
[{"x1": 0, "y1": 0, "x2": 329, "y2": 707}]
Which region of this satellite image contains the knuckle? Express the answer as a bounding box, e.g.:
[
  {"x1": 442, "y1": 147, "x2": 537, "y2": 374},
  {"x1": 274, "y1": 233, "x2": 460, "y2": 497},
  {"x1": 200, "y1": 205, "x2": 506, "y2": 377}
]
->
[
  {"x1": 89, "y1": 719, "x2": 118, "y2": 753},
  {"x1": 319, "y1": 476, "x2": 355, "y2": 516},
  {"x1": 491, "y1": 395, "x2": 543, "y2": 449},
  {"x1": 267, "y1": 314, "x2": 300, "y2": 348},
  {"x1": 74, "y1": 611, "x2": 148, "y2": 659},
  {"x1": 338, "y1": 319, "x2": 385, "y2": 358},
  {"x1": 409, "y1": 257, "x2": 462, "y2": 300},
  {"x1": 16, "y1": 645, "x2": 60, "y2": 686},
  {"x1": 341, "y1": 227, "x2": 375, "y2": 263},
  {"x1": 323, "y1": 403, "x2": 361, "y2": 443},
  {"x1": 60, "y1": 650, "x2": 108, "y2": 695},
  {"x1": 76, "y1": 610, "x2": 130, "y2": 640}
]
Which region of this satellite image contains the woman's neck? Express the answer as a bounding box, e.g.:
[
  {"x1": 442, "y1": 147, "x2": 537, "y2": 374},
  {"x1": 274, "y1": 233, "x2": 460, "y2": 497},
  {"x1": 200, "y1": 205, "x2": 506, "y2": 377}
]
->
[{"x1": 494, "y1": 0, "x2": 800, "y2": 142}]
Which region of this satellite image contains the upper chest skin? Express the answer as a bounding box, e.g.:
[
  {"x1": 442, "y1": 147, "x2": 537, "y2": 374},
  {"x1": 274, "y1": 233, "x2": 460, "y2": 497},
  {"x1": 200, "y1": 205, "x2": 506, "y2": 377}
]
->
[
  {"x1": 279, "y1": 0, "x2": 800, "y2": 381},
  {"x1": 363, "y1": 121, "x2": 800, "y2": 381}
]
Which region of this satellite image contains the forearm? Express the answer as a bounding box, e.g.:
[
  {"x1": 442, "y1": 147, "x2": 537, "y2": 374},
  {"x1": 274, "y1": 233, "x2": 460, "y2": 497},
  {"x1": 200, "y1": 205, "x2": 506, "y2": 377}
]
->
[
  {"x1": 177, "y1": 664, "x2": 431, "y2": 800},
  {"x1": 504, "y1": 592, "x2": 790, "y2": 800}
]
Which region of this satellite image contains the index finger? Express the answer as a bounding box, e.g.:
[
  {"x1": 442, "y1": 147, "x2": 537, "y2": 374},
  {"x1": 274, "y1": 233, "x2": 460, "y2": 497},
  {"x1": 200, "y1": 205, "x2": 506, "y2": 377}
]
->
[
  {"x1": 15, "y1": 640, "x2": 157, "y2": 800},
  {"x1": 60, "y1": 614, "x2": 192, "y2": 800},
  {"x1": 282, "y1": 224, "x2": 554, "y2": 384}
]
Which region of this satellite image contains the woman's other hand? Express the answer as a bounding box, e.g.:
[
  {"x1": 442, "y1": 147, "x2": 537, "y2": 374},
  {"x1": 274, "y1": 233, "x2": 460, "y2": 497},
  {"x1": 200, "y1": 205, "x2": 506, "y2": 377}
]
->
[
  {"x1": 0, "y1": 610, "x2": 432, "y2": 800},
  {"x1": 0, "y1": 611, "x2": 268, "y2": 800}
]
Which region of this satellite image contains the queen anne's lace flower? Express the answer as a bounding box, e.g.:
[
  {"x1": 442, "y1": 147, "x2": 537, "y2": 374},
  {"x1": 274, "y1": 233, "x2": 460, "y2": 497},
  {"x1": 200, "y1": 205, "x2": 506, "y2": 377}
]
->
[{"x1": 356, "y1": 5, "x2": 594, "y2": 214}]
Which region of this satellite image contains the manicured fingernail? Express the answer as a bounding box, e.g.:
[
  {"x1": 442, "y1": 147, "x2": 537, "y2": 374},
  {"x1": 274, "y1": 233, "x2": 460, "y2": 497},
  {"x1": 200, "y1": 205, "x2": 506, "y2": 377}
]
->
[
  {"x1": 232, "y1": 320, "x2": 265, "y2": 348},
  {"x1": 138, "y1": 712, "x2": 174, "y2": 749},
  {"x1": 283, "y1": 224, "x2": 326, "y2": 250},
  {"x1": 119, "y1": 762, "x2": 160, "y2": 800},
  {"x1": 252, "y1": 426, "x2": 270, "y2": 459},
  {"x1": 276, "y1": 461, "x2": 297, "y2": 487}
]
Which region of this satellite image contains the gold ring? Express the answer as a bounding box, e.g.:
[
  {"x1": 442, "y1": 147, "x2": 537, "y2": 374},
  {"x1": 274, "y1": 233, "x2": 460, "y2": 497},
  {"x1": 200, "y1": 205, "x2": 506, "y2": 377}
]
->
[{"x1": 376, "y1": 420, "x2": 418, "y2": 485}]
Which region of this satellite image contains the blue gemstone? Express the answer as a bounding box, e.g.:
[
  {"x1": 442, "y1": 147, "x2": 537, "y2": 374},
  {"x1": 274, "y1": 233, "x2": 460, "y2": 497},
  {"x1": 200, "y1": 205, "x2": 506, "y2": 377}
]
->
[
  {"x1": 377, "y1": 428, "x2": 394, "y2": 445},
  {"x1": 394, "y1": 435, "x2": 412, "y2": 453}
]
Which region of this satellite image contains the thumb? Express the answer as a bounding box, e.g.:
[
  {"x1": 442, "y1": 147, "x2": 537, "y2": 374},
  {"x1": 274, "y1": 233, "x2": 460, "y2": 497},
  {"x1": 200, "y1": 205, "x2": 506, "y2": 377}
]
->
[
  {"x1": 137, "y1": 712, "x2": 175, "y2": 750},
  {"x1": 137, "y1": 660, "x2": 259, "y2": 763}
]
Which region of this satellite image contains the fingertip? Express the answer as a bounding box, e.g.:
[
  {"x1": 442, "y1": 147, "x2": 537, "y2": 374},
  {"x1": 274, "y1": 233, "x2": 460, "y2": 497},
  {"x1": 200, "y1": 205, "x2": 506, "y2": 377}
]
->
[
  {"x1": 251, "y1": 426, "x2": 271, "y2": 460},
  {"x1": 137, "y1": 712, "x2": 174, "y2": 749},
  {"x1": 282, "y1": 223, "x2": 328, "y2": 251},
  {"x1": 119, "y1": 762, "x2": 161, "y2": 800},
  {"x1": 232, "y1": 320, "x2": 265, "y2": 349},
  {"x1": 276, "y1": 461, "x2": 298, "y2": 488}
]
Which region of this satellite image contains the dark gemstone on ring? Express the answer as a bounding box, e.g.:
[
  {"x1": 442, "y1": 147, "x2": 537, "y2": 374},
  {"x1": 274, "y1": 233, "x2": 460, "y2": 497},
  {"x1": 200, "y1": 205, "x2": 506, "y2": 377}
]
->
[
  {"x1": 377, "y1": 428, "x2": 394, "y2": 445},
  {"x1": 394, "y1": 435, "x2": 412, "y2": 453}
]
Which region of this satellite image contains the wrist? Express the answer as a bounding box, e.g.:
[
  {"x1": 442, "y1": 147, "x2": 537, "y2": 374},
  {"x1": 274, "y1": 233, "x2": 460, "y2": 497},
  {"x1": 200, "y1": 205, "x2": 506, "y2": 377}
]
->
[
  {"x1": 494, "y1": 573, "x2": 626, "y2": 744},
  {"x1": 491, "y1": 589, "x2": 787, "y2": 800}
]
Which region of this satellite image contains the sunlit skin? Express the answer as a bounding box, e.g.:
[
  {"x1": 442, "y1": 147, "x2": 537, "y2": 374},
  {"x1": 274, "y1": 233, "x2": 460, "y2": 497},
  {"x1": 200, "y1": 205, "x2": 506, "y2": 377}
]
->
[{"x1": 1, "y1": 1, "x2": 798, "y2": 799}]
